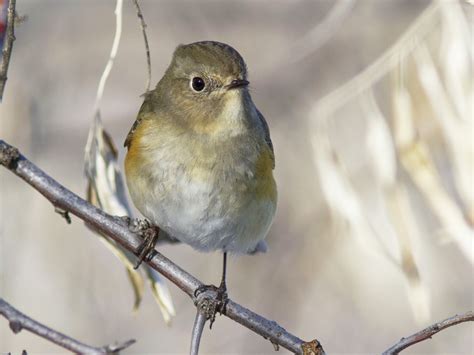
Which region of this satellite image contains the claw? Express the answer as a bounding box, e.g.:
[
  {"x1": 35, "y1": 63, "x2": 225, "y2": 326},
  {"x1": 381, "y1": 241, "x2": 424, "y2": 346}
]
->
[
  {"x1": 194, "y1": 284, "x2": 228, "y2": 329},
  {"x1": 128, "y1": 218, "x2": 152, "y2": 234},
  {"x1": 132, "y1": 222, "x2": 159, "y2": 269}
]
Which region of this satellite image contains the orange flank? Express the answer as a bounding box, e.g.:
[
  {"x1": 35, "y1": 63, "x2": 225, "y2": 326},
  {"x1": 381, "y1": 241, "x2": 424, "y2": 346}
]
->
[{"x1": 254, "y1": 145, "x2": 277, "y2": 201}]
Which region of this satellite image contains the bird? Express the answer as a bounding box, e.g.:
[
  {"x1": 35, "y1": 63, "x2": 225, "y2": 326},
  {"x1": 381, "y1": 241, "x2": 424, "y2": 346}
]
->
[{"x1": 124, "y1": 41, "x2": 277, "y2": 315}]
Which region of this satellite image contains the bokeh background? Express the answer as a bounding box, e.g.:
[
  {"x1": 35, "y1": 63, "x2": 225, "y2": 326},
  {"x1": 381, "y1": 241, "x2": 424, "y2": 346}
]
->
[{"x1": 0, "y1": 0, "x2": 472, "y2": 354}]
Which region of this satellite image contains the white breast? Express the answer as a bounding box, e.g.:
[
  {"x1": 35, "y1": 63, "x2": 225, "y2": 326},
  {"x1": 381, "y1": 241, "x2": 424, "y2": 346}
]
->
[{"x1": 133, "y1": 138, "x2": 276, "y2": 254}]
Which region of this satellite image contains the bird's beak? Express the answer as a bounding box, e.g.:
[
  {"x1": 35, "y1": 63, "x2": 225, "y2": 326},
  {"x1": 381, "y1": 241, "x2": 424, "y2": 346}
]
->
[{"x1": 226, "y1": 79, "x2": 249, "y2": 90}]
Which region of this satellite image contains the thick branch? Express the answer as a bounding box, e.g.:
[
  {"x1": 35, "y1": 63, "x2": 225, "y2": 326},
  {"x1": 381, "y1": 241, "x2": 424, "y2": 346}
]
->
[
  {"x1": 0, "y1": 139, "x2": 316, "y2": 354},
  {"x1": 0, "y1": 0, "x2": 17, "y2": 101},
  {"x1": 0, "y1": 298, "x2": 135, "y2": 354},
  {"x1": 382, "y1": 311, "x2": 474, "y2": 355}
]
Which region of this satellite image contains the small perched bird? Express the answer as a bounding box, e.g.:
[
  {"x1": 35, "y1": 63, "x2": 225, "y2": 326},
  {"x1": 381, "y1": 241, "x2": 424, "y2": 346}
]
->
[{"x1": 124, "y1": 41, "x2": 277, "y2": 309}]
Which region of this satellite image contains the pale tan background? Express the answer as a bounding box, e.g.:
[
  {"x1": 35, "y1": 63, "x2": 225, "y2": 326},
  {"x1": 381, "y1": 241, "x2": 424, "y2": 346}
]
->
[{"x1": 0, "y1": 0, "x2": 472, "y2": 354}]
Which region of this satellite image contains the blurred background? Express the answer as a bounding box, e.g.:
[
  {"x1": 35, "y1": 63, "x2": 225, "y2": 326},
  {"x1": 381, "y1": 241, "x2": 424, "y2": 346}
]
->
[{"x1": 0, "y1": 0, "x2": 472, "y2": 354}]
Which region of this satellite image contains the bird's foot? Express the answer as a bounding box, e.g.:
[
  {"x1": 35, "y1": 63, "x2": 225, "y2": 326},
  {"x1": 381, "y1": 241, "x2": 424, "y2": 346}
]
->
[
  {"x1": 127, "y1": 217, "x2": 153, "y2": 234},
  {"x1": 194, "y1": 283, "x2": 228, "y2": 329},
  {"x1": 111, "y1": 216, "x2": 151, "y2": 232},
  {"x1": 123, "y1": 218, "x2": 158, "y2": 269}
]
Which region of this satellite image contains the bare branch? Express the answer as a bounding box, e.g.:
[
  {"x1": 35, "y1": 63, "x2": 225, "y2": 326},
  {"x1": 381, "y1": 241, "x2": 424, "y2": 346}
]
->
[
  {"x1": 382, "y1": 311, "x2": 474, "y2": 355},
  {"x1": 0, "y1": 139, "x2": 317, "y2": 354},
  {"x1": 131, "y1": 0, "x2": 152, "y2": 93},
  {"x1": 0, "y1": 298, "x2": 135, "y2": 354},
  {"x1": 190, "y1": 310, "x2": 207, "y2": 355},
  {"x1": 0, "y1": 0, "x2": 17, "y2": 101}
]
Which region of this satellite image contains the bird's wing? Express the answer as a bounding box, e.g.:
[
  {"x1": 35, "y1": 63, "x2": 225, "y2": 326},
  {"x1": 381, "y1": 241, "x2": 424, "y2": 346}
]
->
[
  {"x1": 257, "y1": 109, "x2": 275, "y2": 169},
  {"x1": 124, "y1": 96, "x2": 154, "y2": 148},
  {"x1": 124, "y1": 119, "x2": 140, "y2": 149}
]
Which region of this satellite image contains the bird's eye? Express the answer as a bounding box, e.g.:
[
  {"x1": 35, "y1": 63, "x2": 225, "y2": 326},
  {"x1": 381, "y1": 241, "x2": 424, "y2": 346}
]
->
[{"x1": 191, "y1": 77, "x2": 206, "y2": 92}]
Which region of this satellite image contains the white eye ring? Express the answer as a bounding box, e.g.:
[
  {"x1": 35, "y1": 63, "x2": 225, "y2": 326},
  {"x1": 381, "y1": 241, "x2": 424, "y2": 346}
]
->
[{"x1": 190, "y1": 77, "x2": 206, "y2": 92}]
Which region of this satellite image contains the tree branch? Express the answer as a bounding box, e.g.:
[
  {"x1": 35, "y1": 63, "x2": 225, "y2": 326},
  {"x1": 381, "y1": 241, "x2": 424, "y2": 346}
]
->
[
  {"x1": 190, "y1": 309, "x2": 207, "y2": 355},
  {"x1": 382, "y1": 311, "x2": 474, "y2": 355},
  {"x1": 0, "y1": 139, "x2": 319, "y2": 354},
  {"x1": 0, "y1": 298, "x2": 135, "y2": 354},
  {"x1": 0, "y1": 0, "x2": 17, "y2": 101}
]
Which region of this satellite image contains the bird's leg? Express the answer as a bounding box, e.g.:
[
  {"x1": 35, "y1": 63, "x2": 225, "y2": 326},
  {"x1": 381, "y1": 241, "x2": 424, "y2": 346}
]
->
[
  {"x1": 217, "y1": 252, "x2": 229, "y2": 309},
  {"x1": 194, "y1": 252, "x2": 229, "y2": 328}
]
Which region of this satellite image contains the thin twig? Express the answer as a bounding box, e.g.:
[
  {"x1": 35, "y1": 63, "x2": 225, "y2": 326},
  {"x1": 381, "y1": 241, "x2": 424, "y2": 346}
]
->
[
  {"x1": 0, "y1": 0, "x2": 17, "y2": 101},
  {"x1": 94, "y1": 0, "x2": 123, "y2": 114},
  {"x1": 131, "y1": 0, "x2": 152, "y2": 93},
  {"x1": 382, "y1": 311, "x2": 474, "y2": 355},
  {"x1": 0, "y1": 139, "x2": 315, "y2": 354},
  {"x1": 190, "y1": 311, "x2": 207, "y2": 355},
  {"x1": 87, "y1": 0, "x2": 123, "y2": 178},
  {"x1": 0, "y1": 298, "x2": 135, "y2": 354}
]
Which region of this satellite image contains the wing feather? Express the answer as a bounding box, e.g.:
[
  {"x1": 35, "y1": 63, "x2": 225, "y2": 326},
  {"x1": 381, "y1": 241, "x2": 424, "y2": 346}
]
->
[
  {"x1": 257, "y1": 109, "x2": 275, "y2": 169},
  {"x1": 124, "y1": 95, "x2": 155, "y2": 148}
]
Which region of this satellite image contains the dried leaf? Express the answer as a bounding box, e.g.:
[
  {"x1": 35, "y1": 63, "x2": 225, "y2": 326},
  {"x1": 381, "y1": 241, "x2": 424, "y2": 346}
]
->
[
  {"x1": 414, "y1": 42, "x2": 473, "y2": 226},
  {"x1": 98, "y1": 236, "x2": 145, "y2": 311},
  {"x1": 310, "y1": 117, "x2": 396, "y2": 261},
  {"x1": 399, "y1": 141, "x2": 474, "y2": 264},
  {"x1": 387, "y1": 184, "x2": 430, "y2": 323},
  {"x1": 145, "y1": 267, "x2": 176, "y2": 325},
  {"x1": 307, "y1": 2, "x2": 473, "y2": 324},
  {"x1": 408, "y1": 45, "x2": 474, "y2": 263},
  {"x1": 84, "y1": 114, "x2": 176, "y2": 321},
  {"x1": 361, "y1": 90, "x2": 397, "y2": 187}
]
